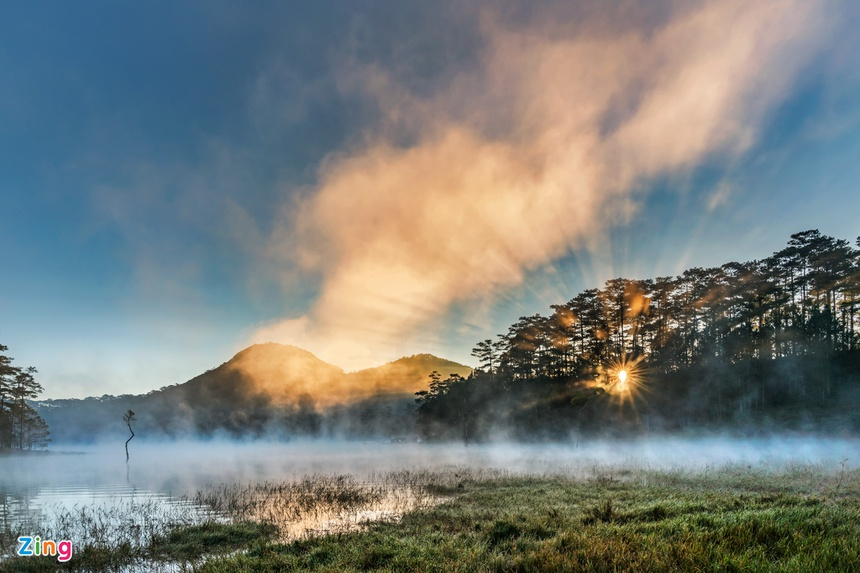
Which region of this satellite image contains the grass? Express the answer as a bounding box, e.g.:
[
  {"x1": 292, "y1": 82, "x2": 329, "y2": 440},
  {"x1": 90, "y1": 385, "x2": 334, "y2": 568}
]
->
[
  {"x1": 2, "y1": 463, "x2": 858, "y2": 571},
  {"x1": 197, "y1": 463, "x2": 860, "y2": 572},
  {"x1": 1, "y1": 519, "x2": 277, "y2": 572},
  {"x1": 149, "y1": 521, "x2": 278, "y2": 560}
]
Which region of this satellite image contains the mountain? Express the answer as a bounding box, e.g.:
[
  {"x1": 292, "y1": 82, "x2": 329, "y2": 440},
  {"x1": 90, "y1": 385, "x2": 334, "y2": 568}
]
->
[
  {"x1": 225, "y1": 343, "x2": 472, "y2": 406},
  {"x1": 346, "y1": 353, "x2": 473, "y2": 397},
  {"x1": 206, "y1": 343, "x2": 472, "y2": 407},
  {"x1": 34, "y1": 344, "x2": 472, "y2": 441},
  {"x1": 224, "y1": 343, "x2": 347, "y2": 406}
]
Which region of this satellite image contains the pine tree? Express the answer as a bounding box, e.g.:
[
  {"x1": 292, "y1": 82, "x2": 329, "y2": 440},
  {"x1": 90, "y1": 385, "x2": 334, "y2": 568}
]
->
[
  {"x1": 0, "y1": 344, "x2": 50, "y2": 450},
  {"x1": 1, "y1": 345, "x2": 18, "y2": 449}
]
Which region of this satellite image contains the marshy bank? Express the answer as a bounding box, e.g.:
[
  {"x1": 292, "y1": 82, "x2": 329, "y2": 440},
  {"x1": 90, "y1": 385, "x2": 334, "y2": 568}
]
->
[
  {"x1": 2, "y1": 439, "x2": 859, "y2": 571},
  {"x1": 193, "y1": 462, "x2": 860, "y2": 572},
  {"x1": 1, "y1": 468, "x2": 464, "y2": 571},
  {"x1": 4, "y1": 462, "x2": 860, "y2": 571}
]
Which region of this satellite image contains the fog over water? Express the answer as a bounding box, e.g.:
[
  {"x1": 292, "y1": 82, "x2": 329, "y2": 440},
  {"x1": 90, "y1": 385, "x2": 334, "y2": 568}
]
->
[
  {"x1": 4, "y1": 437, "x2": 858, "y2": 496},
  {"x1": 2, "y1": 436, "x2": 857, "y2": 560}
]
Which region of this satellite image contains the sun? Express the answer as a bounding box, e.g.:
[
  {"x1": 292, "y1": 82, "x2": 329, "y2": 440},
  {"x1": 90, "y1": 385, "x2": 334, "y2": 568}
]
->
[
  {"x1": 617, "y1": 369, "x2": 628, "y2": 389},
  {"x1": 606, "y1": 355, "x2": 646, "y2": 407}
]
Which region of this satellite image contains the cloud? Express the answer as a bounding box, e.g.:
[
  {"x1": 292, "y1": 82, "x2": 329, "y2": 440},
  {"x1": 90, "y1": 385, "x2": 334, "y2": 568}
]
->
[{"x1": 253, "y1": 0, "x2": 833, "y2": 370}]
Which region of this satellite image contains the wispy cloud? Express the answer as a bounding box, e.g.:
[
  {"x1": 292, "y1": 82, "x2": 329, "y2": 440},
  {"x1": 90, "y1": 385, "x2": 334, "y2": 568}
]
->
[{"x1": 254, "y1": 0, "x2": 833, "y2": 369}]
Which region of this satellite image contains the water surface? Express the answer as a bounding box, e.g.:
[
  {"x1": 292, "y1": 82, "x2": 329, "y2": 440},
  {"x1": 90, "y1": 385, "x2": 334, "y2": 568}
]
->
[{"x1": 2, "y1": 436, "x2": 857, "y2": 554}]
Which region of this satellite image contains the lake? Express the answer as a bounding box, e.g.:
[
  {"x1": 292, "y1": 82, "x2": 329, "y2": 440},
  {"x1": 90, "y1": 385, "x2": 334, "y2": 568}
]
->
[{"x1": 2, "y1": 436, "x2": 857, "y2": 562}]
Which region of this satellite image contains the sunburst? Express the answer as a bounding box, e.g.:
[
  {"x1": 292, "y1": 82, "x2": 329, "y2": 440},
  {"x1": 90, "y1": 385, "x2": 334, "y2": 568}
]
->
[{"x1": 606, "y1": 353, "x2": 647, "y2": 407}]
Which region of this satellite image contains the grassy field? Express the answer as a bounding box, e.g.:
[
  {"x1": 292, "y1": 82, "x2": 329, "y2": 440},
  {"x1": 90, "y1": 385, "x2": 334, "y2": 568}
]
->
[{"x1": 4, "y1": 462, "x2": 859, "y2": 572}]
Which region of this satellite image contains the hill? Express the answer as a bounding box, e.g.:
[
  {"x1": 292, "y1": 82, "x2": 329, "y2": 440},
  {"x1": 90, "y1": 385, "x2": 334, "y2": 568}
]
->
[
  {"x1": 224, "y1": 343, "x2": 471, "y2": 406},
  {"x1": 346, "y1": 354, "x2": 473, "y2": 397},
  {"x1": 34, "y1": 344, "x2": 472, "y2": 441},
  {"x1": 223, "y1": 343, "x2": 346, "y2": 406}
]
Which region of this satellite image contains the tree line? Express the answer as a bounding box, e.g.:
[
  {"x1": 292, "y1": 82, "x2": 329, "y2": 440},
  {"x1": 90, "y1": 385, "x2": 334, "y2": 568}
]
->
[
  {"x1": 0, "y1": 344, "x2": 50, "y2": 450},
  {"x1": 416, "y1": 230, "x2": 860, "y2": 440}
]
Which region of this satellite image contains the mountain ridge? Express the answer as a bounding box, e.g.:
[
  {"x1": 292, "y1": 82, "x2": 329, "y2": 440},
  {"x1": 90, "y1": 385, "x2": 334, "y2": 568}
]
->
[
  {"x1": 224, "y1": 342, "x2": 473, "y2": 406},
  {"x1": 33, "y1": 343, "x2": 473, "y2": 441}
]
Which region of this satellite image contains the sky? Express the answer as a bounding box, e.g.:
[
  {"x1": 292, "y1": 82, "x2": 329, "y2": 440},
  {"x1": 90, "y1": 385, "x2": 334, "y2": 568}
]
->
[{"x1": 2, "y1": 0, "x2": 860, "y2": 399}]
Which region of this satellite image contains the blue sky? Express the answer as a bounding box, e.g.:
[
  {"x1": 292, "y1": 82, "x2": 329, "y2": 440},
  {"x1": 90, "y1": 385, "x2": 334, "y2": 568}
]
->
[{"x1": 2, "y1": 1, "x2": 859, "y2": 398}]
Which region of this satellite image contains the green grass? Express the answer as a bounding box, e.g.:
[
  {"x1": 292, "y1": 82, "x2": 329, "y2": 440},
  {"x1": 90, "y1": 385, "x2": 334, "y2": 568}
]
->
[
  {"x1": 149, "y1": 521, "x2": 278, "y2": 561},
  {"x1": 197, "y1": 465, "x2": 860, "y2": 572}
]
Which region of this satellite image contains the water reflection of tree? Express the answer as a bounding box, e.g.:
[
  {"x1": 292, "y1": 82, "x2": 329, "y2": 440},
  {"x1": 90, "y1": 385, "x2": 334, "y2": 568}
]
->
[{"x1": 0, "y1": 486, "x2": 43, "y2": 550}]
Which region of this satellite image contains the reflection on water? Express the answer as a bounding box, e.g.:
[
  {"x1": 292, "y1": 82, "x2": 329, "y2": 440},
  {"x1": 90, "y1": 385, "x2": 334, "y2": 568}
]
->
[
  {"x1": 1, "y1": 482, "x2": 219, "y2": 561},
  {"x1": 1, "y1": 447, "x2": 218, "y2": 559}
]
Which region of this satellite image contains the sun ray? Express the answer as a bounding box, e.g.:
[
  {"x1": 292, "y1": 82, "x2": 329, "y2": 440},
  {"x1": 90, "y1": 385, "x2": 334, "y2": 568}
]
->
[{"x1": 604, "y1": 353, "x2": 648, "y2": 408}]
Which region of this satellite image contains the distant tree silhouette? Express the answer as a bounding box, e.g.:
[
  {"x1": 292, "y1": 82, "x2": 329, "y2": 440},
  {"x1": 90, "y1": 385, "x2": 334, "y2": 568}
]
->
[
  {"x1": 17, "y1": 404, "x2": 51, "y2": 450},
  {"x1": 415, "y1": 230, "x2": 860, "y2": 440},
  {"x1": 10, "y1": 367, "x2": 43, "y2": 450},
  {"x1": 471, "y1": 340, "x2": 497, "y2": 374},
  {"x1": 0, "y1": 345, "x2": 49, "y2": 450},
  {"x1": 0, "y1": 345, "x2": 14, "y2": 449}
]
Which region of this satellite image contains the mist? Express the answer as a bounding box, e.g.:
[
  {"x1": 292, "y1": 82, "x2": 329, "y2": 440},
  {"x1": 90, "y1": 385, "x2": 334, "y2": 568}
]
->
[{"x1": 4, "y1": 437, "x2": 857, "y2": 500}]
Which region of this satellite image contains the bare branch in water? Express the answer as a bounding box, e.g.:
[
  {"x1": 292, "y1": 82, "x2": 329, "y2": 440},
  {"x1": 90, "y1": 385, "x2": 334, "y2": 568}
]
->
[{"x1": 123, "y1": 409, "x2": 136, "y2": 462}]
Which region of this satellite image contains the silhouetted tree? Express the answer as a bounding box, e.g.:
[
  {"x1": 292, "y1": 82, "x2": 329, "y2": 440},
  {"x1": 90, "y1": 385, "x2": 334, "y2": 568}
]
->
[
  {"x1": 416, "y1": 230, "x2": 860, "y2": 438},
  {"x1": 0, "y1": 345, "x2": 15, "y2": 449},
  {"x1": 0, "y1": 345, "x2": 49, "y2": 450},
  {"x1": 471, "y1": 340, "x2": 498, "y2": 374},
  {"x1": 9, "y1": 367, "x2": 42, "y2": 450},
  {"x1": 16, "y1": 404, "x2": 51, "y2": 450}
]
